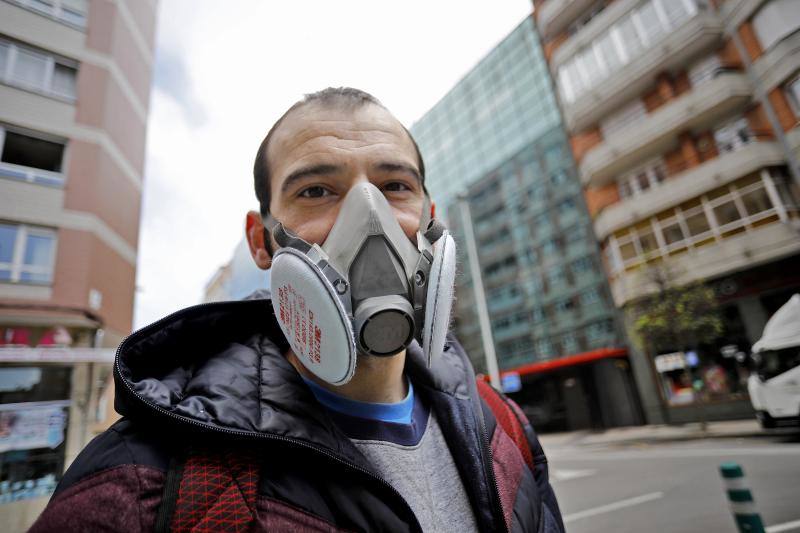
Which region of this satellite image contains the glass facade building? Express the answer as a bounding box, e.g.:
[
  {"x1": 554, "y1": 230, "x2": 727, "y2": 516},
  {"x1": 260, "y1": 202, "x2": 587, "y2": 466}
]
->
[
  {"x1": 412, "y1": 18, "x2": 640, "y2": 431},
  {"x1": 448, "y1": 127, "x2": 622, "y2": 372},
  {"x1": 411, "y1": 18, "x2": 622, "y2": 368},
  {"x1": 410, "y1": 19, "x2": 560, "y2": 219}
]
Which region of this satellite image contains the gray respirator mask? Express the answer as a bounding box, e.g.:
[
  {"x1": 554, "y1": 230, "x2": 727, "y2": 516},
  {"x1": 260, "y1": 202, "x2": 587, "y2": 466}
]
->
[{"x1": 265, "y1": 182, "x2": 457, "y2": 385}]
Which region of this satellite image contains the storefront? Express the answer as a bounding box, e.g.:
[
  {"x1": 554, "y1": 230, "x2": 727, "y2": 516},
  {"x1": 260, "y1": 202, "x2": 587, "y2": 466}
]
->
[
  {"x1": 649, "y1": 254, "x2": 800, "y2": 423},
  {"x1": 502, "y1": 348, "x2": 645, "y2": 433},
  {"x1": 0, "y1": 335, "x2": 115, "y2": 528}
]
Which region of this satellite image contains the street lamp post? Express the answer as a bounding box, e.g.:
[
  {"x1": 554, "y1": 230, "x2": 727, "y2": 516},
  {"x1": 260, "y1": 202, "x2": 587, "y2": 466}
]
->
[{"x1": 457, "y1": 194, "x2": 501, "y2": 389}]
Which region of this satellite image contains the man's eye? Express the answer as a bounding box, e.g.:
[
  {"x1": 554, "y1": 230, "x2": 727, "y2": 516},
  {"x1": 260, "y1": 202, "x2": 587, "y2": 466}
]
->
[
  {"x1": 382, "y1": 182, "x2": 412, "y2": 193},
  {"x1": 299, "y1": 186, "x2": 331, "y2": 198}
]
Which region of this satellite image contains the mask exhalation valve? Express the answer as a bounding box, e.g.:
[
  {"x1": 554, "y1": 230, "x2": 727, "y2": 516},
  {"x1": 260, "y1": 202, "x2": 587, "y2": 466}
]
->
[{"x1": 353, "y1": 295, "x2": 415, "y2": 356}]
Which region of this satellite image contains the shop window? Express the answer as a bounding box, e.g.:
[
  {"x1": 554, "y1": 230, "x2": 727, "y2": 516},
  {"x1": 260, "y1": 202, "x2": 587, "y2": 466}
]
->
[
  {"x1": 0, "y1": 223, "x2": 56, "y2": 284},
  {"x1": 0, "y1": 39, "x2": 78, "y2": 100}
]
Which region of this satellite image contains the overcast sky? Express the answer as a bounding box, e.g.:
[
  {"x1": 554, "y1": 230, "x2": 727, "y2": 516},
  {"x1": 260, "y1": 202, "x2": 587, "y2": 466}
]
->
[{"x1": 134, "y1": 0, "x2": 533, "y2": 329}]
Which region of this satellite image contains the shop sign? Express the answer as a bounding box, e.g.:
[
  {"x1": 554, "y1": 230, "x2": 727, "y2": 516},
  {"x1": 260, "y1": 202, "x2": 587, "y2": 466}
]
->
[
  {"x1": 655, "y1": 352, "x2": 687, "y2": 373},
  {"x1": 0, "y1": 401, "x2": 69, "y2": 453}
]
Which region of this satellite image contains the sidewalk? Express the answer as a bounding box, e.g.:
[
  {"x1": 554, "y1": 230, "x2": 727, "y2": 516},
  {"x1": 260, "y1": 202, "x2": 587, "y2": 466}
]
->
[{"x1": 539, "y1": 419, "x2": 774, "y2": 449}]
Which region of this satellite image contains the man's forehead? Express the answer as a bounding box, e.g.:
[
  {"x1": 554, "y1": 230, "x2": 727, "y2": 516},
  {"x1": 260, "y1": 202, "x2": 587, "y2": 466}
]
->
[{"x1": 266, "y1": 102, "x2": 417, "y2": 169}]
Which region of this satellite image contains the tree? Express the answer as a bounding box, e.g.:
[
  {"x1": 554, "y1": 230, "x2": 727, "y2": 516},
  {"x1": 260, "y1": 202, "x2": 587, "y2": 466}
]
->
[
  {"x1": 630, "y1": 264, "x2": 725, "y2": 428},
  {"x1": 632, "y1": 265, "x2": 724, "y2": 353}
]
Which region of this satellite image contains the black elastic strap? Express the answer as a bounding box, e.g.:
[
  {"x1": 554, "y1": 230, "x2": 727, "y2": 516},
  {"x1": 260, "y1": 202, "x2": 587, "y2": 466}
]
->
[{"x1": 154, "y1": 452, "x2": 187, "y2": 533}]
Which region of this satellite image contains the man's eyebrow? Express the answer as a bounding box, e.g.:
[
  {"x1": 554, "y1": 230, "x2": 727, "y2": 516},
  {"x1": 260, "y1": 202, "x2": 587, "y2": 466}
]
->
[
  {"x1": 280, "y1": 164, "x2": 342, "y2": 194},
  {"x1": 375, "y1": 162, "x2": 422, "y2": 182}
]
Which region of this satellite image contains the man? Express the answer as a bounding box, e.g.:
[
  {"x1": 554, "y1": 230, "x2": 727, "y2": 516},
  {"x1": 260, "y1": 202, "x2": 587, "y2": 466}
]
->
[{"x1": 31, "y1": 88, "x2": 564, "y2": 532}]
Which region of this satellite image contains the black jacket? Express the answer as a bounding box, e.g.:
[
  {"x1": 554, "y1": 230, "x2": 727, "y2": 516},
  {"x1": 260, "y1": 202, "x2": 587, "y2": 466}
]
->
[{"x1": 31, "y1": 296, "x2": 564, "y2": 532}]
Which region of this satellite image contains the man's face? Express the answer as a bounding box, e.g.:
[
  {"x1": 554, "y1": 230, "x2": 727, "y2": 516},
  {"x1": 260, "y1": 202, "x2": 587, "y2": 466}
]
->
[{"x1": 265, "y1": 102, "x2": 426, "y2": 248}]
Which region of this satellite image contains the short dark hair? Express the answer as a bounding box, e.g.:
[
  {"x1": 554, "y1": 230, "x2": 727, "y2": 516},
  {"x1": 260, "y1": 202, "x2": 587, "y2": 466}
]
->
[{"x1": 253, "y1": 87, "x2": 426, "y2": 216}]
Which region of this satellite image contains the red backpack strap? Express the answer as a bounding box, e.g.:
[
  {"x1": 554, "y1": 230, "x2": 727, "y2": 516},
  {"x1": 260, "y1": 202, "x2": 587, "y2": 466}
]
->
[
  {"x1": 476, "y1": 378, "x2": 534, "y2": 471},
  {"x1": 155, "y1": 446, "x2": 260, "y2": 533}
]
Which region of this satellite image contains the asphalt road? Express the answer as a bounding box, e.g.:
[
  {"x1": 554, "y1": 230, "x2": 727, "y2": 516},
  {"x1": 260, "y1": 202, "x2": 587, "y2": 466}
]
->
[{"x1": 544, "y1": 434, "x2": 800, "y2": 533}]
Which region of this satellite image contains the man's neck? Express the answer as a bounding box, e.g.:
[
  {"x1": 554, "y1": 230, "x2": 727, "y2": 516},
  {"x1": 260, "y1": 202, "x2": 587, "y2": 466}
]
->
[{"x1": 288, "y1": 349, "x2": 408, "y2": 403}]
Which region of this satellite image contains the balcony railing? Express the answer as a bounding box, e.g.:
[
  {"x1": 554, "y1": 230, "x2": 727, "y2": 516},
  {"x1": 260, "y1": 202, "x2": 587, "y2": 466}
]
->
[
  {"x1": 0, "y1": 161, "x2": 64, "y2": 187},
  {"x1": 580, "y1": 73, "x2": 752, "y2": 186},
  {"x1": 559, "y1": 6, "x2": 723, "y2": 131},
  {"x1": 593, "y1": 142, "x2": 786, "y2": 239}
]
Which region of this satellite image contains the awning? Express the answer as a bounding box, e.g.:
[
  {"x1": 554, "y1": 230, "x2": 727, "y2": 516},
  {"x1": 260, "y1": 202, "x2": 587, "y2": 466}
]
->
[
  {"x1": 500, "y1": 347, "x2": 628, "y2": 378},
  {"x1": 0, "y1": 347, "x2": 115, "y2": 364}
]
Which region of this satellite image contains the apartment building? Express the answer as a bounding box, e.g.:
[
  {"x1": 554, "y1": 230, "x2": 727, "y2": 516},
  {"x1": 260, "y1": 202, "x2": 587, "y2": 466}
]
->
[
  {"x1": 412, "y1": 18, "x2": 643, "y2": 432},
  {"x1": 0, "y1": 1, "x2": 157, "y2": 528},
  {"x1": 535, "y1": 0, "x2": 800, "y2": 423}
]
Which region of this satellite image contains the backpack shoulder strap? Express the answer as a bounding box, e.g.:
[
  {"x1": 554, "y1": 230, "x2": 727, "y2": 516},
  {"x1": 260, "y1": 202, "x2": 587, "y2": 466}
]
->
[
  {"x1": 475, "y1": 378, "x2": 534, "y2": 470},
  {"x1": 154, "y1": 446, "x2": 261, "y2": 533}
]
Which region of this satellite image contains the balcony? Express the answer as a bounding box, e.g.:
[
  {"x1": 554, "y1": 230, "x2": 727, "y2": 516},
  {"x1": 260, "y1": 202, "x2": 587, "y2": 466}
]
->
[
  {"x1": 562, "y1": 9, "x2": 723, "y2": 132},
  {"x1": 609, "y1": 221, "x2": 800, "y2": 306},
  {"x1": 593, "y1": 142, "x2": 786, "y2": 239},
  {"x1": 537, "y1": 0, "x2": 600, "y2": 39},
  {"x1": 580, "y1": 73, "x2": 752, "y2": 186},
  {"x1": 753, "y1": 29, "x2": 800, "y2": 93}
]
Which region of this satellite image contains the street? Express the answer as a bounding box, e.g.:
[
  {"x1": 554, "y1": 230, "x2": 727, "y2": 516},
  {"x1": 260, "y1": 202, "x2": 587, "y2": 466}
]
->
[{"x1": 542, "y1": 430, "x2": 800, "y2": 533}]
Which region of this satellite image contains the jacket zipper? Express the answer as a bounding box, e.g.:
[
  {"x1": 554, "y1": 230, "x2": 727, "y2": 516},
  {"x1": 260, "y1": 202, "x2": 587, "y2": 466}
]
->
[{"x1": 114, "y1": 301, "x2": 423, "y2": 533}]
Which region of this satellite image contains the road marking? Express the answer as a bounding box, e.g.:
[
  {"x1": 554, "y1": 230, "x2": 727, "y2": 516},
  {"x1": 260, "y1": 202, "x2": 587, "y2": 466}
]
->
[
  {"x1": 552, "y1": 468, "x2": 596, "y2": 481},
  {"x1": 563, "y1": 491, "x2": 664, "y2": 524},
  {"x1": 550, "y1": 447, "x2": 800, "y2": 461},
  {"x1": 767, "y1": 519, "x2": 800, "y2": 532}
]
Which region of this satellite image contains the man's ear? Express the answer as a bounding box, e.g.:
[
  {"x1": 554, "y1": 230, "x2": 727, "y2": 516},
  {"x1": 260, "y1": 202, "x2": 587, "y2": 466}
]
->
[{"x1": 245, "y1": 211, "x2": 272, "y2": 270}]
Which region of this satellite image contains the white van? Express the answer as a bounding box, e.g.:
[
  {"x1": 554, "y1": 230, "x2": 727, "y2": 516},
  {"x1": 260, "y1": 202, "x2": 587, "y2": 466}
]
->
[{"x1": 748, "y1": 294, "x2": 800, "y2": 429}]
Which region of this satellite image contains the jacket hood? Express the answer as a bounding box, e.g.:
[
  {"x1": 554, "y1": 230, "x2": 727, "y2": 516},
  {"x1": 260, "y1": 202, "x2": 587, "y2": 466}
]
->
[{"x1": 113, "y1": 295, "x2": 472, "y2": 456}]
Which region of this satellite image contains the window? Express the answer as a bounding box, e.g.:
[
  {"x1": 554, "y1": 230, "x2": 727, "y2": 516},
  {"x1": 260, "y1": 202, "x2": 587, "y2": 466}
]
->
[
  {"x1": 0, "y1": 39, "x2": 78, "y2": 100},
  {"x1": 536, "y1": 338, "x2": 553, "y2": 358},
  {"x1": 752, "y1": 0, "x2": 800, "y2": 52},
  {"x1": 714, "y1": 117, "x2": 753, "y2": 153},
  {"x1": 684, "y1": 210, "x2": 711, "y2": 237},
  {"x1": 740, "y1": 187, "x2": 773, "y2": 216},
  {"x1": 0, "y1": 224, "x2": 57, "y2": 284},
  {"x1": 586, "y1": 320, "x2": 614, "y2": 341},
  {"x1": 7, "y1": 0, "x2": 88, "y2": 28},
  {"x1": 572, "y1": 256, "x2": 593, "y2": 273},
  {"x1": 661, "y1": 221, "x2": 685, "y2": 245},
  {"x1": 546, "y1": 266, "x2": 567, "y2": 288},
  {"x1": 0, "y1": 126, "x2": 66, "y2": 186},
  {"x1": 634, "y1": 2, "x2": 666, "y2": 46},
  {"x1": 617, "y1": 158, "x2": 666, "y2": 198},
  {"x1": 605, "y1": 172, "x2": 784, "y2": 274},
  {"x1": 785, "y1": 74, "x2": 800, "y2": 116},
  {"x1": 581, "y1": 287, "x2": 602, "y2": 306},
  {"x1": 557, "y1": 0, "x2": 700, "y2": 103},
  {"x1": 561, "y1": 333, "x2": 579, "y2": 354}
]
